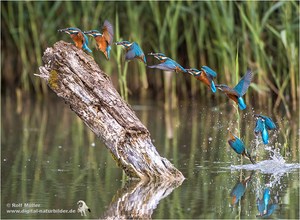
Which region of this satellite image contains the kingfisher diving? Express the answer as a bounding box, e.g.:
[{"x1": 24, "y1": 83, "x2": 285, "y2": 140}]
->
[
  {"x1": 216, "y1": 70, "x2": 253, "y2": 110},
  {"x1": 84, "y1": 20, "x2": 114, "y2": 60},
  {"x1": 147, "y1": 53, "x2": 187, "y2": 73},
  {"x1": 58, "y1": 27, "x2": 92, "y2": 53},
  {"x1": 186, "y1": 66, "x2": 217, "y2": 93},
  {"x1": 115, "y1": 41, "x2": 146, "y2": 64},
  {"x1": 254, "y1": 114, "x2": 276, "y2": 144},
  {"x1": 228, "y1": 131, "x2": 255, "y2": 164}
]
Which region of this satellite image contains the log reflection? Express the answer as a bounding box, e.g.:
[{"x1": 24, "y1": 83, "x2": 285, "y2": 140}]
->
[{"x1": 102, "y1": 179, "x2": 183, "y2": 219}]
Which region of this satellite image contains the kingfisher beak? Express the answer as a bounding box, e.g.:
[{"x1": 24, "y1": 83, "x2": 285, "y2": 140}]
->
[
  {"x1": 58, "y1": 28, "x2": 70, "y2": 34},
  {"x1": 84, "y1": 30, "x2": 93, "y2": 36},
  {"x1": 186, "y1": 69, "x2": 194, "y2": 76},
  {"x1": 215, "y1": 84, "x2": 223, "y2": 91}
]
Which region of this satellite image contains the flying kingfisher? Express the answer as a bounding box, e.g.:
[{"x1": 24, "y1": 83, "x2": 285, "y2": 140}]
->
[
  {"x1": 58, "y1": 27, "x2": 92, "y2": 53},
  {"x1": 254, "y1": 114, "x2": 276, "y2": 144},
  {"x1": 186, "y1": 66, "x2": 217, "y2": 93},
  {"x1": 216, "y1": 70, "x2": 253, "y2": 110},
  {"x1": 115, "y1": 41, "x2": 146, "y2": 64},
  {"x1": 228, "y1": 131, "x2": 255, "y2": 164},
  {"x1": 84, "y1": 20, "x2": 114, "y2": 60},
  {"x1": 147, "y1": 52, "x2": 187, "y2": 73}
]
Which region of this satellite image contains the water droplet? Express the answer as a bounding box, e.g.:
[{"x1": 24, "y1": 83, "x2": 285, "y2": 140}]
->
[
  {"x1": 91, "y1": 142, "x2": 95, "y2": 147},
  {"x1": 3, "y1": 159, "x2": 6, "y2": 162},
  {"x1": 58, "y1": 145, "x2": 62, "y2": 149},
  {"x1": 208, "y1": 137, "x2": 213, "y2": 141}
]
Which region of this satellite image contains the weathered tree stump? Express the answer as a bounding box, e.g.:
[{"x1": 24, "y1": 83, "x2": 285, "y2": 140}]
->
[{"x1": 36, "y1": 41, "x2": 184, "y2": 181}]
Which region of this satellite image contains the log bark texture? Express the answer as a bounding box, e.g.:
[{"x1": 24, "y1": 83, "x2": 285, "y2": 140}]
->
[{"x1": 37, "y1": 41, "x2": 184, "y2": 181}]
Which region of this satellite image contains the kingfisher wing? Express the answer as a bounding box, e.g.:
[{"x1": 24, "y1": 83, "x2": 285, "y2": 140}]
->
[
  {"x1": 132, "y1": 43, "x2": 145, "y2": 57},
  {"x1": 260, "y1": 115, "x2": 276, "y2": 130},
  {"x1": 254, "y1": 118, "x2": 265, "y2": 135},
  {"x1": 168, "y1": 59, "x2": 186, "y2": 72},
  {"x1": 83, "y1": 33, "x2": 89, "y2": 46},
  {"x1": 125, "y1": 43, "x2": 145, "y2": 61},
  {"x1": 233, "y1": 70, "x2": 253, "y2": 96},
  {"x1": 125, "y1": 49, "x2": 136, "y2": 61},
  {"x1": 201, "y1": 66, "x2": 217, "y2": 79},
  {"x1": 102, "y1": 20, "x2": 114, "y2": 45},
  {"x1": 148, "y1": 63, "x2": 176, "y2": 71},
  {"x1": 228, "y1": 136, "x2": 245, "y2": 154}
]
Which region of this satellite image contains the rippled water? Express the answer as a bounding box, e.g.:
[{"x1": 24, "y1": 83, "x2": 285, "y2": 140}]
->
[{"x1": 1, "y1": 96, "x2": 299, "y2": 219}]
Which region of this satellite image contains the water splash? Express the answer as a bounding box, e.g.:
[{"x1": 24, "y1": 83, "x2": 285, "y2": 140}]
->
[{"x1": 231, "y1": 146, "x2": 300, "y2": 174}]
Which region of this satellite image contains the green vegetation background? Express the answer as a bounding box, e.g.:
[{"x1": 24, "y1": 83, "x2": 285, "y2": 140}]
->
[{"x1": 1, "y1": 1, "x2": 299, "y2": 115}]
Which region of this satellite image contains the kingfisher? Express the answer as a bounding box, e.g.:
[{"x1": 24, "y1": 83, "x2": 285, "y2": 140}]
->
[
  {"x1": 115, "y1": 41, "x2": 146, "y2": 64},
  {"x1": 186, "y1": 66, "x2": 217, "y2": 93},
  {"x1": 58, "y1": 27, "x2": 92, "y2": 53},
  {"x1": 84, "y1": 20, "x2": 114, "y2": 60},
  {"x1": 147, "y1": 52, "x2": 187, "y2": 73},
  {"x1": 254, "y1": 114, "x2": 276, "y2": 144},
  {"x1": 230, "y1": 174, "x2": 252, "y2": 205},
  {"x1": 216, "y1": 70, "x2": 253, "y2": 110},
  {"x1": 228, "y1": 131, "x2": 255, "y2": 164},
  {"x1": 256, "y1": 188, "x2": 276, "y2": 217}
]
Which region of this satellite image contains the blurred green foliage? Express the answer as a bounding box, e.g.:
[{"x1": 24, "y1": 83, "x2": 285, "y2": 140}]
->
[{"x1": 1, "y1": 1, "x2": 299, "y2": 114}]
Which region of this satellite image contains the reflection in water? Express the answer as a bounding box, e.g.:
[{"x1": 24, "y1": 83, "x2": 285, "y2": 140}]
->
[
  {"x1": 256, "y1": 188, "x2": 278, "y2": 218},
  {"x1": 230, "y1": 172, "x2": 253, "y2": 206},
  {"x1": 1, "y1": 96, "x2": 299, "y2": 219},
  {"x1": 102, "y1": 179, "x2": 183, "y2": 219}
]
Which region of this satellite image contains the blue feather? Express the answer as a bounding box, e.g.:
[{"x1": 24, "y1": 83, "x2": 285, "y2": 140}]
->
[
  {"x1": 228, "y1": 135, "x2": 245, "y2": 154},
  {"x1": 124, "y1": 42, "x2": 146, "y2": 64},
  {"x1": 201, "y1": 65, "x2": 217, "y2": 78},
  {"x1": 82, "y1": 33, "x2": 92, "y2": 53},
  {"x1": 82, "y1": 43, "x2": 92, "y2": 53},
  {"x1": 211, "y1": 81, "x2": 216, "y2": 93},
  {"x1": 237, "y1": 97, "x2": 246, "y2": 110},
  {"x1": 234, "y1": 70, "x2": 253, "y2": 96},
  {"x1": 254, "y1": 118, "x2": 265, "y2": 134},
  {"x1": 263, "y1": 189, "x2": 271, "y2": 211},
  {"x1": 230, "y1": 182, "x2": 246, "y2": 205},
  {"x1": 260, "y1": 115, "x2": 276, "y2": 130},
  {"x1": 106, "y1": 45, "x2": 111, "y2": 59},
  {"x1": 262, "y1": 126, "x2": 269, "y2": 144}
]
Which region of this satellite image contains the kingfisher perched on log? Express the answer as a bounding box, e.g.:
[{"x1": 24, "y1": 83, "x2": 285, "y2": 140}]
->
[
  {"x1": 115, "y1": 41, "x2": 146, "y2": 64},
  {"x1": 84, "y1": 20, "x2": 114, "y2": 60},
  {"x1": 147, "y1": 52, "x2": 187, "y2": 73},
  {"x1": 228, "y1": 131, "x2": 255, "y2": 164},
  {"x1": 58, "y1": 27, "x2": 92, "y2": 53},
  {"x1": 216, "y1": 70, "x2": 253, "y2": 110},
  {"x1": 254, "y1": 114, "x2": 276, "y2": 144},
  {"x1": 186, "y1": 66, "x2": 217, "y2": 93}
]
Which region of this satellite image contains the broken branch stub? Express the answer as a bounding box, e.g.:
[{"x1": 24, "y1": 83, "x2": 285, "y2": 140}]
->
[{"x1": 37, "y1": 41, "x2": 184, "y2": 181}]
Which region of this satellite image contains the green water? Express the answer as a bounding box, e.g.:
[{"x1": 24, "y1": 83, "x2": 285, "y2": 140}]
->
[{"x1": 1, "y1": 95, "x2": 299, "y2": 219}]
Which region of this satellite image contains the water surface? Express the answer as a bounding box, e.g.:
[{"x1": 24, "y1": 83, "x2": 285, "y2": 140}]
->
[{"x1": 1, "y1": 96, "x2": 299, "y2": 219}]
